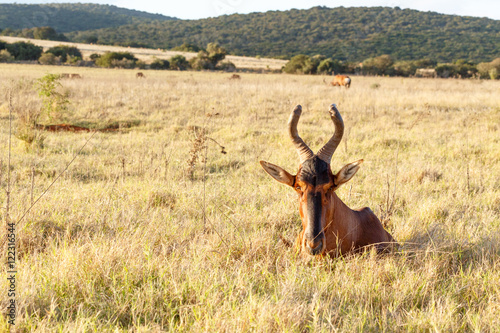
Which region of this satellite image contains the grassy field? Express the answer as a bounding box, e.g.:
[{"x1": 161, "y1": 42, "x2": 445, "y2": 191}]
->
[{"x1": 1, "y1": 63, "x2": 500, "y2": 332}]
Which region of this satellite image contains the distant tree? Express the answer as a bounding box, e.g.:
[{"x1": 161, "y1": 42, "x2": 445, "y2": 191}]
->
[
  {"x1": 0, "y1": 50, "x2": 15, "y2": 63},
  {"x1": 0, "y1": 40, "x2": 6, "y2": 50},
  {"x1": 393, "y1": 60, "x2": 417, "y2": 77},
  {"x1": 453, "y1": 59, "x2": 477, "y2": 78},
  {"x1": 218, "y1": 61, "x2": 236, "y2": 72},
  {"x1": 85, "y1": 36, "x2": 99, "y2": 44},
  {"x1": 435, "y1": 64, "x2": 457, "y2": 78},
  {"x1": 89, "y1": 53, "x2": 101, "y2": 61},
  {"x1": 169, "y1": 55, "x2": 189, "y2": 70},
  {"x1": 95, "y1": 52, "x2": 137, "y2": 68},
  {"x1": 150, "y1": 58, "x2": 170, "y2": 70},
  {"x1": 362, "y1": 55, "x2": 394, "y2": 75},
  {"x1": 317, "y1": 58, "x2": 346, "y2": 74},
  {"x1": 477, "y1": 58, "x2": 500, "y2": 79},
  {"x1": 46, "y1": 45, "x2": 82, "y2": 63},
  {"x1": 282, "y1": 54, "x2": 310, "y2": 74},
  {"x1": 32, "y1": 27, "x2": 67, "y2": 41},
  {"x1": 191, "y1": 43, "x2": 227, "y2": 70},
  {"x1": 38, "y1": 52, "x2": 59, "y2": 65},
  {"x1": 6, "y1": 42, "x2": 43, "y2": 61},
  {"x1": 172, "y1": 43, "x2": 201, "y2": 52}
]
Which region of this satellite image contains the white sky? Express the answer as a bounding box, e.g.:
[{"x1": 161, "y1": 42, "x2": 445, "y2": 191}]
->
[{"x1": 2, "y1": 0, "x2": 500, "y2": 20}]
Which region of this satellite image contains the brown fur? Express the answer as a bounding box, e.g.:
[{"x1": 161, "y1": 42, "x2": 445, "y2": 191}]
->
[{"x1": 329, "y1": 75, "x2": 351, "y2": 88}]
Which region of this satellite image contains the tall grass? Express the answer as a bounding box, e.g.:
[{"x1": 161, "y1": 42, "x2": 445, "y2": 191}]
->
[{"x1": 1, "y1": 64, "x2": 500, "y2": 331}]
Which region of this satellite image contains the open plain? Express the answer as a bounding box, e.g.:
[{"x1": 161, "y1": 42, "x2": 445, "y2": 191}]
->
[{"x1": 1, "y1": 63, "x2": 500, "y2": 331}]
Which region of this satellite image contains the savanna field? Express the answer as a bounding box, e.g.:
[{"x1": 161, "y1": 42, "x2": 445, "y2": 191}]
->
[{"x1": 1, "y1": 63, "x2": 500, "y2": 332}]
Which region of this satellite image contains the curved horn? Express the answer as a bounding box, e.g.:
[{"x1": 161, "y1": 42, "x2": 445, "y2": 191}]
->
[
  {"x1": 317, "y1": 104, "x2": 344, "y2": 164},
  {"x1": 288, "y1": 105, "x2": 314, "y2": 163}
]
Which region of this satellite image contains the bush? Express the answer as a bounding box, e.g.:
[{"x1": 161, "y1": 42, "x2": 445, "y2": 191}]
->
[
  {"x1": 282, "y1": 54, "x2": 310, "y2": 74},
  {"x1": 6, "y1": 42, "x2": 43, "y2": 61},
  {"x1": 169, "y1": 55, "x2": 189, "y2": 70},
  {"x1": 89, "y1": 53, "x2": 101, "y2": 61},
  {"x1": 218, "y1": 61, "x2": 236, "y2": 72},
  {"x1": 362, "y1": 55, "x2": 394, "y2": 75},
  {"x1": 317, "y1": 58, "x2": 346, "y2": 75},
  {"x1": 38, "y1": 53, "x2": 60, "y2": 65},
  {"x1": 477, "y1": 58, "x2": 500, "y2": 79},
  {"x1": 435, "y1": 64, "x2": 457, "y2": 78},
  {"x1": 135, "y1": 60, "x2": 146, "y2": 69},
  {"x1": 96, "y1": 52, "x2": 137, "y2": 68},
  {"x1": 0, "y1": 49, "x2": 14, "y2": 63},
  {"x1": 150, "y1": 58, "x2": 170, "y2": 70},
  {"x1": 172, "y1": 43, "x2": 201, "y2": 52},
  {"x1": 46, "y1": 45, "x2": 82, "y2": 63},
  {"x1": 190, "y1": 43, "x2": 227, "y2": 70}
]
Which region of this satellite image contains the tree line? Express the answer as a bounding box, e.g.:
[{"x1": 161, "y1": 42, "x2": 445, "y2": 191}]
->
[
  {"x1": 1, "y1": 40, "x2": 498, "y2": 79},
  {"x1": 0, "y1": 41, "x2": 235, "y2": 72},
  {"x1": 65, "y1": 6, "x2": 500, "y2": 63},
  {"x1": 283, "y1": 54, "x2": 500, "y2": 79}
]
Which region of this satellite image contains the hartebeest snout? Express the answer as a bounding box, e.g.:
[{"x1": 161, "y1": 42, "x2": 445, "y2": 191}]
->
[{"x1": 260, "y1": 104, "x2": 396, "y2": 257}]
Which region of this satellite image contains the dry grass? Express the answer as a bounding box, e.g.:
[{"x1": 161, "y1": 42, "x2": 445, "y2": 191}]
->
[{"x1": 1, "y1": 63, "x2": 500, "y2": 332}]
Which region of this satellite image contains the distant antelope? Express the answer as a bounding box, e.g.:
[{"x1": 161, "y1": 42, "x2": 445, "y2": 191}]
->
[
  {"x1": 260, "y1": 104, "x2": 396, "y2": 257},
  {"x1": 229, "y1": 74, "x2": 241, "y2": 80},
  {"x1": 136, "y1": 72, "x2": 146, "y2": 78},
  {"x1": 61, "y1": 73, "x2": 82, "y2": 79},
  {"x1": 326, "y1": 74, "x2": 351, "y2": 88}
]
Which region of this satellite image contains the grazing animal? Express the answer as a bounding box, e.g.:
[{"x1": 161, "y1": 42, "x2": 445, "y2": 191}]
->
[
  {"x1": 136, "y1": 72, "x2": 146, "y2": 78},
  {"x1": 260, "y1": 104, "x2": 396, "y2": 257},
  {"x1": 61, "y1": 73, "x2": 82, "y2": 79},
  {"x1": 325, "y1": 74, "x2": 351, "y2": 88},
  {"x1": 229, "y1": 74, "x2": 241, "y2": 80},
  {"x1": 415, "y1": 68, "x2": 437, "y2": 78}
]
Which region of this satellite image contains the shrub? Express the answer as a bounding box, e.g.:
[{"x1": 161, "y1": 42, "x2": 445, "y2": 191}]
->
[
  {"x1": 6, "y1": 42, "x2": 43, "y2": 61},
  {"x1": 317, "y1": 58, "x2": 346, "y2": 75},
  {"x1": 172, "y1": 43, "x2": 201, "y2": 52},
  {"x1": 435, "y1": 64, "x2": 457, "y2": 78},
  {"x1": 0, "y1": 49, "x2": 14, "y2": 63},
  {"x1": 362, "y1": 55, "x2": 394, "y2": 75},
  {"x1": 38, "y1": 53, "x2": 60, "y2": 65},
  {"x1": 150, "y1": 58, "x2": 170, "y2": 70},
  {"x1": 96, "y1": 52, "x2": 137, "y2": 68},
  {"x1": 169, "y1": 55, "x2": 189, "y2": 70},
  {"x1": 477, "y1": 58, "x2": 500, "y2": 79},
  {"x1": 190, "y1": 43, "x2": 227, "y2": 70},
  {"x1": 282, "y1": 54, "x2": 310, "y2": 74},
  {"x1": 46, "y1": 45, "x2": 82, "y2": 63},
  {"x1": 34, "y1": 73, "x2": 69, "y2": 121},
  {"x1": 489, "y1": 68, "x2": 499, "y2": 80},
  {"x1": 218, "y1": 61, "x2": 236, "y2": 72}
]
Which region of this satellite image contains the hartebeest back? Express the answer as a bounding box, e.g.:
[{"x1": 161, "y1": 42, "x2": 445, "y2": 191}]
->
[
  {"x1": 330, "y1": 75, "x2": 351, "y2": 88},
  {"x1": 260, "y1": 104, "x2": 396, "y2": 257}
]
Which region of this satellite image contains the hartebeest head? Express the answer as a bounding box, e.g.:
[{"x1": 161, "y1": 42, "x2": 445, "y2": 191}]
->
[{"x1": 260, "y1": 104, "x2": 365, "y2": 256}]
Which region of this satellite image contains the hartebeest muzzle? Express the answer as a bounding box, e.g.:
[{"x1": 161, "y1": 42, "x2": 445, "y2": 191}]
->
[{"x1": 261, "y1": 104, "x2": 397, "y2": 257}]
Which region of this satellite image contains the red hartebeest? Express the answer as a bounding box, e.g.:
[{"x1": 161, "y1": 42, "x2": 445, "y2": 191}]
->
[
  {"x1": 260, "y1": 104, "x2": 396, "y2": 257},
  {"x1": 329, "y1": 75, "x2": 351, "y2": 88}
]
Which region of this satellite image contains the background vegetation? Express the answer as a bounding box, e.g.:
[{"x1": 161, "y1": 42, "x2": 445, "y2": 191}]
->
[
  {"x1": 64, "y1": 6, "x2": 500, "y2": 63},
  {"x1": 0, "y1": 64, "x2": 499, "y2": 331},
  {"x1": 0, "y1": 3, "x2": 176, "y2": 33},
  {"x1": 1, "y1": 5, "x2": 499, "y2": 63}
]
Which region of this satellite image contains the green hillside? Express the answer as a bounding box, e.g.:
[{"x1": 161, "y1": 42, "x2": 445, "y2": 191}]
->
[
  {"x1": 0, "y1": 3, "x2": 176, "y2": 33},
  {"x1": 66, "y1": 6, "x2": 500, "y2": 63}
]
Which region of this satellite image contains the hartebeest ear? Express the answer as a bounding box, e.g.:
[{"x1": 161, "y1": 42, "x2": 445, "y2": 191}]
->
[
  {"x1": 260, "y1": 161, "x2": 295, "y2": 187},
  {"x1": 333, "y1": 159, "x2": 363, "y2": 190}
]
